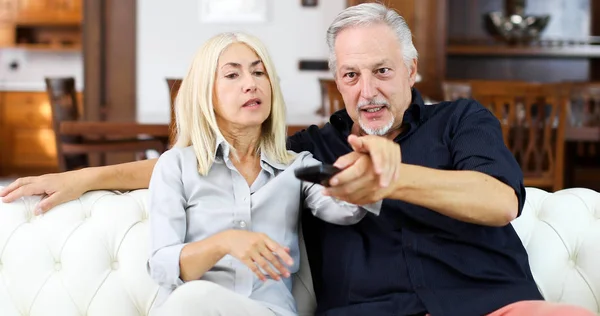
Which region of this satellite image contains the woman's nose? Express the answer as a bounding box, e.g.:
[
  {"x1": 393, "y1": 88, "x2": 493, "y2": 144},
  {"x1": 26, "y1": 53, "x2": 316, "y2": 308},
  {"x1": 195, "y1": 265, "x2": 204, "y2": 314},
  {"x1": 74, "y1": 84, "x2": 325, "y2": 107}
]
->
[{"x1": 243, "y1": 75, "x2": 257, "y2": 93}]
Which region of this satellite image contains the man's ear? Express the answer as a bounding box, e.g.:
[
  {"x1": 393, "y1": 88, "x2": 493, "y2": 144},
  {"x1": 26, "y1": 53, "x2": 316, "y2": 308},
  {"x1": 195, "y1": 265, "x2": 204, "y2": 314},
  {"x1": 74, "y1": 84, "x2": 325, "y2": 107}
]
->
[{"x1": 408, "y1": 59, "x2": 418, "y2": 87}]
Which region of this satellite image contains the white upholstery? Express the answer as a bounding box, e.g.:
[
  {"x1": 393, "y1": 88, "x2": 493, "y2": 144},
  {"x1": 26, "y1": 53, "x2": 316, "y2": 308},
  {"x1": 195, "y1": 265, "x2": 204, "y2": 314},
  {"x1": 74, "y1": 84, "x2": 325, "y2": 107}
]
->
[{"x1": 0, "y1": 187, "x2": 598, "y2": 315}]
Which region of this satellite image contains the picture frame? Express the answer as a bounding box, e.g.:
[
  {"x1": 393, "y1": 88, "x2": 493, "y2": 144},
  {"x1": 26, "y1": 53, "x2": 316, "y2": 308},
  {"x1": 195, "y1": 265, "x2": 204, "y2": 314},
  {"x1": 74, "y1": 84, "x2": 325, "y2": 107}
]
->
[
  {"x1": 199, "y1": 0, "x2": 269, "y2": 23},
  {"x1": 301, "y1": 0, "x2": 318, "y2": 7}
]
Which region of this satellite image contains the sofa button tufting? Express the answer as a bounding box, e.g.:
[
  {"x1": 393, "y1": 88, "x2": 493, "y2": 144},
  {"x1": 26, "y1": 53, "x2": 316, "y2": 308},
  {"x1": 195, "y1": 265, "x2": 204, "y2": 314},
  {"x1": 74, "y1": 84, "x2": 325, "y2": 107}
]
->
[
  {"x1": 55, "y1": 262, "x2": 62, "y2": 271},
  {"x1": 112, "y1": 261, "x2": 119, "y2": 270}
]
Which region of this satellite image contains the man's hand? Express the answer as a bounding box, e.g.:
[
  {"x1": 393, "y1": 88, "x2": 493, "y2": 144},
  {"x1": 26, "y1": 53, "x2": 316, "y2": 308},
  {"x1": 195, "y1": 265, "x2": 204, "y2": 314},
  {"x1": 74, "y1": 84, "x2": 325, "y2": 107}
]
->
[
  {"x1": 323, "y1": 135, "x2": 402, "y2": 205},
  {"x1": 346, "y1": 134, "x2": 402, "y2": 187},
  {"x1": 0, "y1": 172, "x2": 86, "y2": 215}
]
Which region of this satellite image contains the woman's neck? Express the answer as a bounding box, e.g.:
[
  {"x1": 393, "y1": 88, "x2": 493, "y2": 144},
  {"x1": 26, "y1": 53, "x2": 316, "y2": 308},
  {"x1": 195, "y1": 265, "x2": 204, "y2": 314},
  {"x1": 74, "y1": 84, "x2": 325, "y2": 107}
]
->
[{"x1": 221, "y1": 126, "x2": 262, "y2": 161}]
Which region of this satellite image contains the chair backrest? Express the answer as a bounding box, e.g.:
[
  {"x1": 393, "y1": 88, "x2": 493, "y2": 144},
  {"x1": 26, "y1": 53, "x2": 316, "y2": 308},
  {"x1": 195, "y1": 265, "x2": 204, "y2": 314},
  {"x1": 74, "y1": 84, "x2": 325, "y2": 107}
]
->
[
  {"x1": 318, "y1": 79, "x2": 344, "y2": 116},
  {"x1": 469, "y1": 80, "x2": 568, "y2": 191},
  {"x1": 45, "y1": 77, "x2": 88, "y2": 172},
  {"x1": 442, "y1": 81, "x2": 472, "y2": 101},
  {"x1": 166, "y1": 78, "x2": 182, "y2": 146},
  {"x1": 568, "y1": 82, "x2": 600, "y2": 127}
]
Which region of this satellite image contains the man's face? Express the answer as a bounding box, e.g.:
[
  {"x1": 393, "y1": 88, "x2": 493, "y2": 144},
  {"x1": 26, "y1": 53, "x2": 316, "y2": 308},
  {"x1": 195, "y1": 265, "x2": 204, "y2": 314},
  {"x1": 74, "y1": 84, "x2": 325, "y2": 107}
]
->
[{"x1": 334, "y1": 23, "x2": 417, "y2": 137}]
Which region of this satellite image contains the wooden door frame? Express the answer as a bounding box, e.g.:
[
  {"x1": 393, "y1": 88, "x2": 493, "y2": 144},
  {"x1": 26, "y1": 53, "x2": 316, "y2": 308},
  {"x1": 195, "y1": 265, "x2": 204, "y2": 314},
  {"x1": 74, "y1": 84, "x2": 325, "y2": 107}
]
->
[
  {"x1": 83, "y1": 0, "x2": 137, "y2": 165},
  {"x1": 83, "y1": 0, "x2": 136, "y2": 122}
]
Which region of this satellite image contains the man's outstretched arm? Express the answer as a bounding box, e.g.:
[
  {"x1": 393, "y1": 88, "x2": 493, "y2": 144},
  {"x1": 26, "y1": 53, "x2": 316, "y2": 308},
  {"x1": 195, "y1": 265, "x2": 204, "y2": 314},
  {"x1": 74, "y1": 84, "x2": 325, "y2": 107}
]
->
[{"x1": 0, "y1": 158, "x2": 158, "y2": 214}]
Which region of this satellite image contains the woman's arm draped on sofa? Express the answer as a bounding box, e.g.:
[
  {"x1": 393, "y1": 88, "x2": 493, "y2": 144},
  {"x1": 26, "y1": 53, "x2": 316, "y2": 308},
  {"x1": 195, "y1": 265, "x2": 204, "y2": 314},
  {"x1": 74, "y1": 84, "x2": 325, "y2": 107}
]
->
[{"x1": 0, "y1": 159, "x2": 158, "y2": 215}]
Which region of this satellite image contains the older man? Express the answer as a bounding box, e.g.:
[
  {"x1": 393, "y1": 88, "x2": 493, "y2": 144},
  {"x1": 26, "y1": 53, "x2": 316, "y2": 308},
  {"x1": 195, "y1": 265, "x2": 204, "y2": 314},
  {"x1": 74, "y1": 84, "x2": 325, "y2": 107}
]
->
[{"x1": 1, "y1": 3, "x2": 594, "y2": 316}]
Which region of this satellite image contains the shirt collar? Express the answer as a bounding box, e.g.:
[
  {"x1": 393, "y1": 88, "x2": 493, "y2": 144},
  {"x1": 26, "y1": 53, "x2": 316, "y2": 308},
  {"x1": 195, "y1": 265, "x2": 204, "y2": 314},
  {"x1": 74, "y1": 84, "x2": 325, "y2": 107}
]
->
[
  {"x1": 330, "y1": 88, "x2": 426, "y2": 134},
  {"x1": 214, "y1": 134, "x2": 288, "y2": 174}
]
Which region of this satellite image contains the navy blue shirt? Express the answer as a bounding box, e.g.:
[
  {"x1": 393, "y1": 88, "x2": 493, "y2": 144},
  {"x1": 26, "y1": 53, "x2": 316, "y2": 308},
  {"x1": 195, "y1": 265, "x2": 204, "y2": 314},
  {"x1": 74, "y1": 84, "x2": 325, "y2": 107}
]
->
[{"x1": 287, "y1": 89, "x2": 543, "y2": 316}]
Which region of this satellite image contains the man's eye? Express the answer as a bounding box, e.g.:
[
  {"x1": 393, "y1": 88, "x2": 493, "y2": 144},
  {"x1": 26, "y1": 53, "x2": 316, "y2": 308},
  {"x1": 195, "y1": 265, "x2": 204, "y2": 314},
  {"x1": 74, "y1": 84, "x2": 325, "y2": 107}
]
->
[
  {"x1": 377, "y1": 68, "x2": 390, "y2": 74},
  {"x1": 345, "y1": 72, "x2": 356, "y2": 78}
]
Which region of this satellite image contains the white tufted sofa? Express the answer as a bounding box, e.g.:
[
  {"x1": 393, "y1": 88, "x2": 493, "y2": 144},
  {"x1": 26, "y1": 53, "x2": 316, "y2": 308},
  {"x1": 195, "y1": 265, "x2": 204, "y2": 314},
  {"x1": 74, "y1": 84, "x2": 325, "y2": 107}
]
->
[{"x1": 0, "y1": 187, "x2": 598, "y2": 315}]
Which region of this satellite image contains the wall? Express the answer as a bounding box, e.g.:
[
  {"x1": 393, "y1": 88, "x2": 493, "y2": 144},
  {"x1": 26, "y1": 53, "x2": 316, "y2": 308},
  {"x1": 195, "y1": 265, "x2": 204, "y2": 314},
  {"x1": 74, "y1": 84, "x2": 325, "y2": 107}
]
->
[
  {"x1": 136, "y1": 0, "x2": 345, "y2": 125},
  {"x1": 0, "y1": 49, "x2": 83, "y2": 91}
]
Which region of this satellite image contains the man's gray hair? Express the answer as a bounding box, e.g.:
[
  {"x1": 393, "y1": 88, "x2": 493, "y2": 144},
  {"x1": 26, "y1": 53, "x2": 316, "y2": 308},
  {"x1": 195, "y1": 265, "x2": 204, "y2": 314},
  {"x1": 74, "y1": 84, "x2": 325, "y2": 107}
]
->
[{"x1": 326, "y1": 2, "x2": 418, "y2": 75}]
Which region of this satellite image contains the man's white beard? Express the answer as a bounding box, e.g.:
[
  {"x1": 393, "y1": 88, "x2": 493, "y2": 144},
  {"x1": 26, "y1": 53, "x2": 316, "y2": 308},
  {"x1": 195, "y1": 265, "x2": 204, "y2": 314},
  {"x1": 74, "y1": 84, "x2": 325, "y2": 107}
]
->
[{"x1": 359, "y1": 117, "x2": 394, "y2": 136}]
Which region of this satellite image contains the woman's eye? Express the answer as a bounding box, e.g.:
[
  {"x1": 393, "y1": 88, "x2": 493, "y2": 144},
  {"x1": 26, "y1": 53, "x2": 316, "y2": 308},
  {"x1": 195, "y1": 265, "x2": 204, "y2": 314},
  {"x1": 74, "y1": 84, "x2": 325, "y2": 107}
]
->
[
  {"x1": 253, "y1": 71, "x2": 265, "y2": 76},
  {"x1": 225, "y1": 73, "x2": 238, "y2": 79}
]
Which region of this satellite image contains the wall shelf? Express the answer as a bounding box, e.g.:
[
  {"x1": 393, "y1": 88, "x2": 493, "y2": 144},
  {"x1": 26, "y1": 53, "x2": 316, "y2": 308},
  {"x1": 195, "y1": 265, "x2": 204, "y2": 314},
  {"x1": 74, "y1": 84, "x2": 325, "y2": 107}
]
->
[{"x1": 447, "y1": 44, "x2": 600, "y2": 58}]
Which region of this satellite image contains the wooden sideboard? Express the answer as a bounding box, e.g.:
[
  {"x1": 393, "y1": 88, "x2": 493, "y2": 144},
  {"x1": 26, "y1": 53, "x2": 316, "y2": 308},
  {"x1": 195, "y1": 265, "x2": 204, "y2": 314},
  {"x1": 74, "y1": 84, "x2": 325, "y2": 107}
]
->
[{"x1": 0, "y1": 90, "x2": 82, "y2": 176}]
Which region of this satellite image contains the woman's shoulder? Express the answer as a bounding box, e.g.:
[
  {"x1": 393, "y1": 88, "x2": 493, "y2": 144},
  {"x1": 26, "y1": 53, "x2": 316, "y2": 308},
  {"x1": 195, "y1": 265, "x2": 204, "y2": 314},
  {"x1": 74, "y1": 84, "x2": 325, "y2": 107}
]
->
[{"x1": 156, "y1": 145, "x2": 196, "y2": 166}]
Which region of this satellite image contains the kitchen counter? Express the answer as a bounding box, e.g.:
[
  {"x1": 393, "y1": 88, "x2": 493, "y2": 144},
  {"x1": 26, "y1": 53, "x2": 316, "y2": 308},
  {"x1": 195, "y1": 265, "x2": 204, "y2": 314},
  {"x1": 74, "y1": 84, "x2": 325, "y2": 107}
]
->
[{"x1": 0, "y1": 82, "x2": 84, "y2": 92}]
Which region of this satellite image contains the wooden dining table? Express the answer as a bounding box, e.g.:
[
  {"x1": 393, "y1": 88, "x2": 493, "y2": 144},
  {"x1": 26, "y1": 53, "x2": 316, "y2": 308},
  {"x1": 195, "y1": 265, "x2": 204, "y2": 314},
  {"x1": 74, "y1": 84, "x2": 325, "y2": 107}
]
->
[
  {"x1": 61, "y1": 121, "x2": 600, "y2": 142},
  {"x1": 59, "y1": 121, "x2": 318, "y2": 149}
]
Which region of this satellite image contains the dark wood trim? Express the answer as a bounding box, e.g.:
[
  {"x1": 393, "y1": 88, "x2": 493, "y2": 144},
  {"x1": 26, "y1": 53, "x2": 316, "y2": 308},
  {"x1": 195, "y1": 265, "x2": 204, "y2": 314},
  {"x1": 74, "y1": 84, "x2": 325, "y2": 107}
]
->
[
  {"x1": 591, "y1": 0, "x2": 600, "y2": 81},
  {"x1": 83, "y1": 0, "x2": 136, "y2": 122},
  {"x1": 83, "y1": 0, "x2": 136, "y2": 165},
  {"x1": 104, "y1": 0, "x2": 136, "y2": 122},
  {"x1": 413, "y1": 0, "x2": 446, "y2": 101},
  {"x1": 82, "y1": 0, "x2": 103, "y2": 121}
]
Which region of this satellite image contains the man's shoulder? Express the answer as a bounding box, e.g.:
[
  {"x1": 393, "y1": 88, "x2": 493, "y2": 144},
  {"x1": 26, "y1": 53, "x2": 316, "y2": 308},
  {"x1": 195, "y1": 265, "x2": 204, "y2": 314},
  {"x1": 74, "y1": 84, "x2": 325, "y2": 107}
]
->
[
  {"x1": 287, "y1": 123, "x2": 338, "y2": 151},
  {"x1": 423, "y1": 98, "x2": 495, "y2": 128},
  {"x1": 427, "y1": 98, "x2": 487, "y2": 116}
]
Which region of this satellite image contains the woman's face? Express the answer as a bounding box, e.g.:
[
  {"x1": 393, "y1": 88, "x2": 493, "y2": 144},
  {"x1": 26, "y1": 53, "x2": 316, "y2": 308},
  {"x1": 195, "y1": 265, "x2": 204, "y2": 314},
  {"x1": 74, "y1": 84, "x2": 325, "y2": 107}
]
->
[{"x1": 213, "y1": 43, "x2": 272, "y2": 132}]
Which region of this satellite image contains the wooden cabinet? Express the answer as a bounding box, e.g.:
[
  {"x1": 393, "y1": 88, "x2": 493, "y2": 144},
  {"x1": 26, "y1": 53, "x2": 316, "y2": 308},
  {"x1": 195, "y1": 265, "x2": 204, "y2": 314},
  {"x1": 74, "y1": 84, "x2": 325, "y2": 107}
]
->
[
  {"x1": 0, "y1": 0, "x2": 16, "y2": 22},
  {"x1": 0, "y1": 90, "x2": 81, "y2": 176},
  {"x1": 0, "y1": 0, "x2": 81, "y2": 50},
  {"x1": 14, "y1": 0, "x2": 81, "y2": 24}
]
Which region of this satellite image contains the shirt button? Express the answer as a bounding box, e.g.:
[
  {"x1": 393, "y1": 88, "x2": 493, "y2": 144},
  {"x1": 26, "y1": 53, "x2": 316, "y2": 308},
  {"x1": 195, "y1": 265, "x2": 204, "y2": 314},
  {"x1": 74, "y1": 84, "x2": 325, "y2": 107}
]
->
[{"x1": 238, "y1": 220, "x2": 247, "y2": 228}]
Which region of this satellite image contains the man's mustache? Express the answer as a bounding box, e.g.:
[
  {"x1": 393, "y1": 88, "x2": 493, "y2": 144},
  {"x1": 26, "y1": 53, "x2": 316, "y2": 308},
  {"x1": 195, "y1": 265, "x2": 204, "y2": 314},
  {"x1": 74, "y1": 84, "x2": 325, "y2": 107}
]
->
[{"x1": 357, "y1": 99, "x2": 389, "y2": 109}]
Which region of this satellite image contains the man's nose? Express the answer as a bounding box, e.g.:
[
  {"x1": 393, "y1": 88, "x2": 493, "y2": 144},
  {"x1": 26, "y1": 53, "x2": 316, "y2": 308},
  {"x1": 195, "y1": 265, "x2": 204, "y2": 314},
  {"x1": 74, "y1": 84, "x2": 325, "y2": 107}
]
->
[{"x1": 360, "y1": 75, "x2": 377, "y2": 99}]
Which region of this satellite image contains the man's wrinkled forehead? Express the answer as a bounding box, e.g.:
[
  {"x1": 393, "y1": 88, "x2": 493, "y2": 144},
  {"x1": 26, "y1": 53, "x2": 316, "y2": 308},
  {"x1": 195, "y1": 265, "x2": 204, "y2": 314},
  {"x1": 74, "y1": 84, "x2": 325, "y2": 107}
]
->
[{"x1": 334, "y1": 25, "x2": 403, "y2": 70}]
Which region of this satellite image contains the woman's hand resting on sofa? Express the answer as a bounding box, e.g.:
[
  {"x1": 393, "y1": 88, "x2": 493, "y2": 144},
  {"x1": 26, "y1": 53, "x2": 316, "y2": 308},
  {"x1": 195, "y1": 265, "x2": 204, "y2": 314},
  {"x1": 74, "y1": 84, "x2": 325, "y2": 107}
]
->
[{"x1": 0, "y1": 171, "x2": 88, "y2": 215}]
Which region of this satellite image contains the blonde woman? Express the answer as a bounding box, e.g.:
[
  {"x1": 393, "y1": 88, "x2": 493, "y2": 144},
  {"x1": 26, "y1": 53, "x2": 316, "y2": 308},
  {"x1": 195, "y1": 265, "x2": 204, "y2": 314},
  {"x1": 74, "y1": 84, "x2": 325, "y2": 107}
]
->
[{"x1": 147, "y1": 32, "x2": 380, "y2": 316}]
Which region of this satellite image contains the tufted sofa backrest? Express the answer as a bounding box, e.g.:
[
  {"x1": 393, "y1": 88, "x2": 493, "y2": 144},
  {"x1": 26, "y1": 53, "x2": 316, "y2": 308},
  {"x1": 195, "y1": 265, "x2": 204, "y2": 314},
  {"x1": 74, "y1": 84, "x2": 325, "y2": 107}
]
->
[
  {"x1": 0, "y1": 187, "x2": 598, "y2": 315},
  {"x1": 512, "y1": 188, "x2": 600, "y2": 314}
]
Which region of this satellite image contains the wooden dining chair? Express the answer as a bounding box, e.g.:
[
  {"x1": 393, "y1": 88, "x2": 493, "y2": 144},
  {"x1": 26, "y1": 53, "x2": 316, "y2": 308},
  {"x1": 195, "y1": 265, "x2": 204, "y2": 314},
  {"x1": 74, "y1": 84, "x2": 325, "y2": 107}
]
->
[
  {"x1": 45, "y1": 77, "x2": 166, "y2": 172},
  {"x1": 468, "y1": 80, "x2": 568, "y2": 192},
  {"x1": 442, "y1": 80, "x2": 472, "y2": 101},
  {"x1": 563, "y1": 82, "x2": 600, "y2": 190},
  {"x1": 318, "y1": 79, "x2": 344, "y2": 116}
]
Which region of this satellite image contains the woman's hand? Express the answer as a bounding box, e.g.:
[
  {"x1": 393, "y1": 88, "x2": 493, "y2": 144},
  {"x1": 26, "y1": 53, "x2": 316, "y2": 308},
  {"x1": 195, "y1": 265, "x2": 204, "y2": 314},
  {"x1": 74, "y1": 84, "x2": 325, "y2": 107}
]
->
[
  {"x1": 0, "y1": 171, "x2": 87, "y2": 215},
  {"x1": 222, "y1": 230, "x2": 293, "y2": 282}
]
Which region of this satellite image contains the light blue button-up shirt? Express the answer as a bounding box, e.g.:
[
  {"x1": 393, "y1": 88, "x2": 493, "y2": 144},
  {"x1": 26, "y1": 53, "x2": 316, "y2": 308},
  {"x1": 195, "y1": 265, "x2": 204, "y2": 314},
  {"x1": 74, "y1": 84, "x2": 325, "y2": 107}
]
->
[{"x1": 146, "y1": 138, "x2": 381, "y2": 316}]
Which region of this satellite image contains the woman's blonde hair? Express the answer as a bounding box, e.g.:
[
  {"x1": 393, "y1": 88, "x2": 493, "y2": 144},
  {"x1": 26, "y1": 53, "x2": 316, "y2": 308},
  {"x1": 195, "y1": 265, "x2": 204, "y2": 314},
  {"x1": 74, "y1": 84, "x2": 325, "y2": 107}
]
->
[{"x1": 173, "y1": 32, "x2": 294, "y2": 175}]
